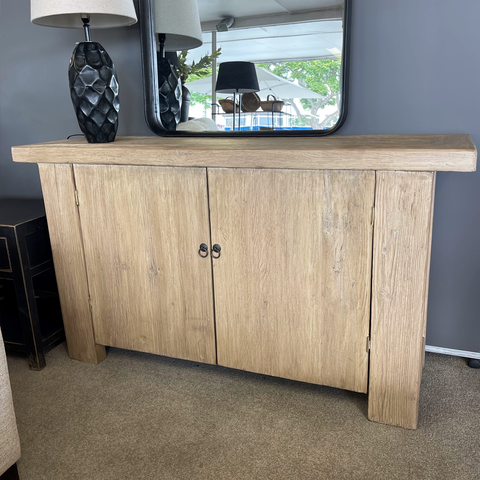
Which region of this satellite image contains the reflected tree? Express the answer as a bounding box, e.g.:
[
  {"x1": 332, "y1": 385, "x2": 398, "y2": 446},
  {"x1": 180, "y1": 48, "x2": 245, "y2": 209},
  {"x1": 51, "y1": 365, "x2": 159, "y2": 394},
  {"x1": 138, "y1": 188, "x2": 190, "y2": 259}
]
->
[{"x1": 258, "y1": 59, "x2": 341, "y2": 129}]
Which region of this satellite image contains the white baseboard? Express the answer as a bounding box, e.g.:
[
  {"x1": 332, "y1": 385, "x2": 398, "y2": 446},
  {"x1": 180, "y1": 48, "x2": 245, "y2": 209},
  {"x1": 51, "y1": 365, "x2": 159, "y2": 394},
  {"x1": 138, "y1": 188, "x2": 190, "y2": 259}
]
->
[{"x1": 425, "y1": 345, "x2": 480, "y2": 360}]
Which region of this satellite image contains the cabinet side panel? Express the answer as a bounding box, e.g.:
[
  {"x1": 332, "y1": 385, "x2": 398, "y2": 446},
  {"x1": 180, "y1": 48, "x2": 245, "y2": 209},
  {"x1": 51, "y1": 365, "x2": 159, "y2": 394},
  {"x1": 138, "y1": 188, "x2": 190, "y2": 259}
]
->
[
  {"x1": 38, "y1": 164, "x2": 106, "y2": 364},
  {"x1": 210, "y1": 168, "x2": 375, "y2": 393},
  {"x1": 74, "y1": 165, "x2": 216, "y2": 364},
  {"x1": 369, "y1": 171, "x2": 434, "y2": 429}
]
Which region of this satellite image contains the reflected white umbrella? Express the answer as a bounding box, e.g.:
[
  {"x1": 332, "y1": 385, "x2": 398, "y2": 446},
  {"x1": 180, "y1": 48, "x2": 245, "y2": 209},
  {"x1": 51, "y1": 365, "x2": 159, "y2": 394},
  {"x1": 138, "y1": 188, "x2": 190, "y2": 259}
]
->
[{"x1": 185, "y1": 66, "x2": 322, "y2": 99}]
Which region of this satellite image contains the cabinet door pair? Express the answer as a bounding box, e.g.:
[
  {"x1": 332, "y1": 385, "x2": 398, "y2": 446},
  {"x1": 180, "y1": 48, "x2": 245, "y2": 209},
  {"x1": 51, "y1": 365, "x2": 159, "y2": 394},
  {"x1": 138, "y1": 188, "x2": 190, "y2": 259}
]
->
[{"x1": 74, "y1": 165, "x2": 375, "y2": 394}]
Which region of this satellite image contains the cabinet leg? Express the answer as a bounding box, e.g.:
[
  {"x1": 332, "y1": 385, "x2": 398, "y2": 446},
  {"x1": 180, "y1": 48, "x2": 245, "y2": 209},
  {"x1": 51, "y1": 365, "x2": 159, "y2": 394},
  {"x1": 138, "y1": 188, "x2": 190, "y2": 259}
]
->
[
  {"x1": 28, "y1": 351, "x2": 46, "y2": 371},
  {"x1": 368, "y1": 171, "x2": 435, "y2": 429},
  {"x1": 39, "y1": 164, "x2": 106, "y2": 365},
  {"x1": 16, "y1": 268, "x2": 47, "y2": 371},
  {"x1": 11, "y1": 274, "x2": 45, "y2": 370}
]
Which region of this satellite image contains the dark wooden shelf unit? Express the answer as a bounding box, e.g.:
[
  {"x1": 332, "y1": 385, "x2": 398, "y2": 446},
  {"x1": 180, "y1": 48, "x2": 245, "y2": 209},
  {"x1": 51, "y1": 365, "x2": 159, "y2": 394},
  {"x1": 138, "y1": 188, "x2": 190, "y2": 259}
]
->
[{"x1": 0, "y1": 199, "x2": 65, "y2": 370}]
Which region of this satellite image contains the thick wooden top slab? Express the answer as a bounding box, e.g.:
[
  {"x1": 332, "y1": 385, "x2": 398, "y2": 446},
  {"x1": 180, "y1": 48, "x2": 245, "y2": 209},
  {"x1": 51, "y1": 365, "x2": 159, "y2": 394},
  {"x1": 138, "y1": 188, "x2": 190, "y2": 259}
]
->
[{"x1": 11, "y1": 134, "x2": 477, "y2": 172}]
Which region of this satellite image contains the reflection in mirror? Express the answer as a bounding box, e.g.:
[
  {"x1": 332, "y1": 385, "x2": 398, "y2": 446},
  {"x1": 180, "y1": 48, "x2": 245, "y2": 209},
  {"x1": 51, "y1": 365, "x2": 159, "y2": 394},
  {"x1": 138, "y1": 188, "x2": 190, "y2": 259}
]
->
[{"x1": 139, "y1": 0, "x2": 350, "y2": 135}]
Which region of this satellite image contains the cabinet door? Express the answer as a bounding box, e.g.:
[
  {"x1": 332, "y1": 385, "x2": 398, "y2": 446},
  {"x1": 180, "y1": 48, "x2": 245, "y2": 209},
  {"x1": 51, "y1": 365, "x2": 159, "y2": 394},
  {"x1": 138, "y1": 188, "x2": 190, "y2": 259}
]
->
[
  {"x1": 74, "y1": 165, "x2": 216, "y2": 364},
  {"x1": 209, "y1": 168, "x2": 375, "y2": 393}
]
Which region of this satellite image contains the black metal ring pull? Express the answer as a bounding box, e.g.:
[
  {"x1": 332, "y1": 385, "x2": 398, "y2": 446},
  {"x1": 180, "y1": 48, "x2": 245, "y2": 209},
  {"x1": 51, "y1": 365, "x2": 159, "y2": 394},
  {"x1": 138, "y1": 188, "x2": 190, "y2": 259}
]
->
[
  {"x1": 198, "y1": 243, "x2": 209, "y2": 258},
  {"x1": 212, "y1": 244, "x2": 221, "y2": 259}
]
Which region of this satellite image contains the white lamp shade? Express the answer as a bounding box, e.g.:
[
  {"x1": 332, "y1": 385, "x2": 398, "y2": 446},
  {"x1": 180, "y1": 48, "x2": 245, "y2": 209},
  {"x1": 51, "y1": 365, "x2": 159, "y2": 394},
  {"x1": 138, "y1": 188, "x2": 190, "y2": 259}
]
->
[
  {"x1": 154, "y1": 0, "x2": 203, "y2": 51},
  {"x1": 31, "y1": 0, "x2": 137, "y2": 29}
]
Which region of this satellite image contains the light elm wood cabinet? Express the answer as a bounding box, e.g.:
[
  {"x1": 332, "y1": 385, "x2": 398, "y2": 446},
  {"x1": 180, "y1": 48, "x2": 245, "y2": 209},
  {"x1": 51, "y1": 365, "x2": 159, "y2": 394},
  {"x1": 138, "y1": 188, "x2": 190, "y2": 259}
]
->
[{"x1": 12, "y1": 135, "x2": 477, "y2": 429}]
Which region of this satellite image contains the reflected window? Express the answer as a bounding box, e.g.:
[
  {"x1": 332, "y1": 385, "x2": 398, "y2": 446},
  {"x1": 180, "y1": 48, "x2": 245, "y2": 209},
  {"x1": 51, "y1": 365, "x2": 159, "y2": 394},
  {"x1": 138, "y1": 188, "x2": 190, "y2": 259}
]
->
[{"x1": 183, "y1": 15, "x2": 343, "y2": 131}]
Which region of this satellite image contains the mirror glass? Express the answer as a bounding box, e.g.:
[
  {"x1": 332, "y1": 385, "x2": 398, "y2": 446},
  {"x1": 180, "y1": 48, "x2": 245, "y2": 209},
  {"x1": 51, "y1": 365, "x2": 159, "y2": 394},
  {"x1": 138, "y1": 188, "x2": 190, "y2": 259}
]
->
[{"x1": 142, "y1": 0, "x2": 349, "y2": 135}]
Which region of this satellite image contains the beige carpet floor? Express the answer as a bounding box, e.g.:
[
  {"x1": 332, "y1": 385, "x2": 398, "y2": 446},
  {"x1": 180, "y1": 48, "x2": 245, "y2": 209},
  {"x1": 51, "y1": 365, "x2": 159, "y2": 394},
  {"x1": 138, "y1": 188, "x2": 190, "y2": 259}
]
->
[{"x1": 5, "y1": 345, "x2": 480, "y2": 480}]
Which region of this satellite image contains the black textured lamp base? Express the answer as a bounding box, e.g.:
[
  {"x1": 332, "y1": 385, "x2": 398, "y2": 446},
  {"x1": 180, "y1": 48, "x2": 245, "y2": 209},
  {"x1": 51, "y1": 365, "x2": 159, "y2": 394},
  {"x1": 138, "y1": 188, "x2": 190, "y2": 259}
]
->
[
  {"x1": 69, "y1": 42, "x2": 119, "y2": 143},
  {"x1": 157, "y1": 56, "x2": 182, "y2": 131}
]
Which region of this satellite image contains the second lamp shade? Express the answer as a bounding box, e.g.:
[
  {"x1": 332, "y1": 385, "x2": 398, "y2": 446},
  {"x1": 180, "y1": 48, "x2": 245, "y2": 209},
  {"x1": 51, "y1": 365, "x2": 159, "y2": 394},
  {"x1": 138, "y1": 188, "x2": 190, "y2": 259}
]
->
[
  {"x1": 215, "y1": 62, "x2": 260, "y2": 94},
  {"x1": 154, "y1": 0, "x2": 203, "y2": 51}
]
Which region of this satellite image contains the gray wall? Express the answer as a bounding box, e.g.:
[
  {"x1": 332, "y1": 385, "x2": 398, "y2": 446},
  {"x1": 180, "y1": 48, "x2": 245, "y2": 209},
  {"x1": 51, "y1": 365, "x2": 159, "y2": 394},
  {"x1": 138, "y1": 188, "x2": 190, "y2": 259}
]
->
[
  {"x1": 1, "y1": 0, "x2": 479, "y2": 353},
  {"x1": 0, "y1": 0, "x2": 151, "y2": 198},
  {"x1": 339, "y1": 0, "x2": 480, "y2": 353}
]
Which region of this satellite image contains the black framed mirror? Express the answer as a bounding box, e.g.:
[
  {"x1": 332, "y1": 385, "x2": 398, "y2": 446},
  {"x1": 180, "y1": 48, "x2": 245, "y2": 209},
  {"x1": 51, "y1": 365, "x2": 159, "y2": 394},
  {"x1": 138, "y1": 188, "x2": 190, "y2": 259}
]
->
[{"x1": 138, "y1": 0, "x2": 351, "y2": 136}]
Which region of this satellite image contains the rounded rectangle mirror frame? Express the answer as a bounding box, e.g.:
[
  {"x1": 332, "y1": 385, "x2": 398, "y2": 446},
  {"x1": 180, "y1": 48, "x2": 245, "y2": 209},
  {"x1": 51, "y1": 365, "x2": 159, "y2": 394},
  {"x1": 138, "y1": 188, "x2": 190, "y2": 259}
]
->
[{"x1": 138, "y1": 0, "x2": 351, "y2": 137}]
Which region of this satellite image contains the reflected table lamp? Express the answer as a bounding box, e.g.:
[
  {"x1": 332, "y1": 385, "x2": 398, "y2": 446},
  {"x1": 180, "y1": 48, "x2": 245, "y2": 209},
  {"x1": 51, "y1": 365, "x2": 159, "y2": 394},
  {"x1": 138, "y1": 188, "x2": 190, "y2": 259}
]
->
[
  {"x1": 154, "y1": 0, "x2": 203, "y2": 130},
  {"x1": 215, "y1": 62, "x2": 259, "y2": 131},
  {"x1": 30, "y1": 0, "x2": 137, "y2": 143}
]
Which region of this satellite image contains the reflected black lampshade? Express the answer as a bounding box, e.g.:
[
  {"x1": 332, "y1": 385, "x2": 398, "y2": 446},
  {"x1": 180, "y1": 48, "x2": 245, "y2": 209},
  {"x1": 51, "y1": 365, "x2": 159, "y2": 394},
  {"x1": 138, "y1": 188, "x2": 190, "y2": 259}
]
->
[{"x1": 215, "y1": 62, "x2": 260, "y2": 93}]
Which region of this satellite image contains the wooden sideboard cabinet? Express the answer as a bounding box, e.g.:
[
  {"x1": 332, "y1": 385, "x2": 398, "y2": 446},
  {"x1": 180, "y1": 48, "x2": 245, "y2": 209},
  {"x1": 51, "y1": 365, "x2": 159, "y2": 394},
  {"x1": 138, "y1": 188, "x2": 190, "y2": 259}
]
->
[{"x1": 12, "y1": 135, "x2": 477, "y2": 429}]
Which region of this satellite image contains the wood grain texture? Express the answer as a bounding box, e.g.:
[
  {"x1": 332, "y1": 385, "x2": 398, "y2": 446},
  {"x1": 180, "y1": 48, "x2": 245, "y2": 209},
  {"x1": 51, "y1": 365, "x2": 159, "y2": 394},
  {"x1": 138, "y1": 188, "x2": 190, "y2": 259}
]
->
[
  {"x1": 368, "y1": 171, "x2": 435, "y2": 429},
  {"x1": 73, "y1": 165, "x2": 216, "y2": 364},
  {"x1": 38, "y1": 164, "x2": 106, "y2": 364},
  {"x1": 12, "y1": 135, "x2": 476, "y2": 172},
  {"x1": 209, "y1": 168, "x2": 375, "y2": 392}
]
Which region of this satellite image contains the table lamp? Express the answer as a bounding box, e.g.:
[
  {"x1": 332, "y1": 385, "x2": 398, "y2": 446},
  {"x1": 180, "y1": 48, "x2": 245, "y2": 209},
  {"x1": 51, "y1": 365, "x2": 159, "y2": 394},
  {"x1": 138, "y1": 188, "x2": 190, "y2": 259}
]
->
[
  {"x1": 215, "y1": 62, "x2": 260, "y2": 131},
  {"x1": 30, "y1": 0, "x2": 137, "y2": 143},
  {"x1": 154, "y1": 0, "x2": 203, "y2": 130}
]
